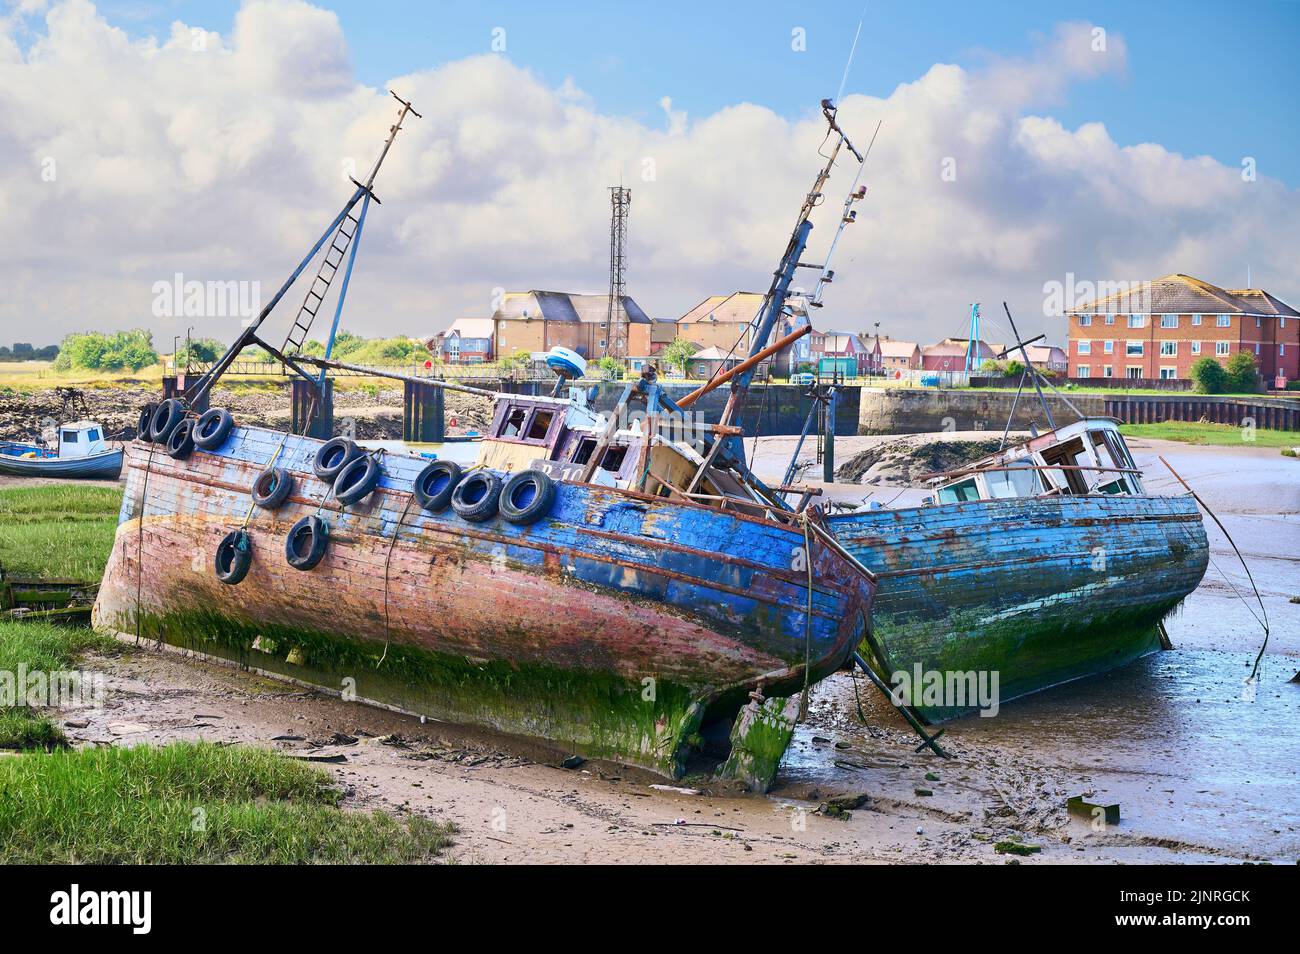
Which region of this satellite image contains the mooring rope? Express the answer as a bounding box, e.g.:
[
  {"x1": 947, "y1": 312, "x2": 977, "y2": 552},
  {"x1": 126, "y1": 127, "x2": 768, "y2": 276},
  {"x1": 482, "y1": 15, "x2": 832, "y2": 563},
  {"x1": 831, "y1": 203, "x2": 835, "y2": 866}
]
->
[
  {"x1": 379, "y1": 482, "x2": 414, "y2": 669},
  {"x1": 1159, "y1": 455, "x2": 1270, "y2": 680},
  {"x1": 134, "y1": 440, "x2": 158, "y2": 645}
]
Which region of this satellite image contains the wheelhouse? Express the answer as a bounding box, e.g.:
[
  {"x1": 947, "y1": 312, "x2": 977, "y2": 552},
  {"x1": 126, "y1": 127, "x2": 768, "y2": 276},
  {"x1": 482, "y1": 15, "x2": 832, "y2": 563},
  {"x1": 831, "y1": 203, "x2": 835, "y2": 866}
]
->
[{"x1": 932, "y1": 418, "x2": 1145, "y2": 503}]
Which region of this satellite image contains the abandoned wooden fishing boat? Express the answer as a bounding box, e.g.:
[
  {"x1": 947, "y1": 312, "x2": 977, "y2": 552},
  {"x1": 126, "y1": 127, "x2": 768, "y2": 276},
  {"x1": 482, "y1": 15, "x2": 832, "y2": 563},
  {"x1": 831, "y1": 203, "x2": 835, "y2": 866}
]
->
[
  {"x1": 94, "y1": 95, "x2": 877, "y2": 788},
  {"x1": 0, "y1": 421, "x2": 122, "y2": 479},
  {"x1": 827, "y1": 415, "x2": 1209, "y2": 721}
]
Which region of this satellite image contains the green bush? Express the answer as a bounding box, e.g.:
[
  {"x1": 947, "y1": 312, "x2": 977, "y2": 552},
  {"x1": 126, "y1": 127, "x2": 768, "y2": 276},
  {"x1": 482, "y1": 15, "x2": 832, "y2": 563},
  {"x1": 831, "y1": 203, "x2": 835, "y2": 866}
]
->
[
  {"x1": 1224, "y1": 351, "x2": 1259, "y2": 393},
  {"x1": 53, "y1": 330, "x2": 158, "y2": 372},
  {"x1": 1189, "y1": 356, "x2": 1229, "y2": 394},
  {"x1": 1004, "y1": 359, "x2": 1026, "y2": 378}
]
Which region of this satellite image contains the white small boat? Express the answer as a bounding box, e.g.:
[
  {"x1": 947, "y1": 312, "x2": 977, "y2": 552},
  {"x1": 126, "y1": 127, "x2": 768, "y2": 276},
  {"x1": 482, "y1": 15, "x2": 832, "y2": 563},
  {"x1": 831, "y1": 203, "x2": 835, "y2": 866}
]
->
[{"x1": 0, "y1": 421, "x2": 123, "y2": 479}]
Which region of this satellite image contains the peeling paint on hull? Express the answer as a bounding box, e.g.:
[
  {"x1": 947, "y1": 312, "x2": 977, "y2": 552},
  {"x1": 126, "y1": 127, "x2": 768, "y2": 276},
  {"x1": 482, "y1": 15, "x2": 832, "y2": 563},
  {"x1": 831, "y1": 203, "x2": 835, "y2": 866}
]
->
[
  {"x1": 94, "y1": 429, "x2": 873, "y2": 780},
  {"x1": 827, "y1": 495, "x2": 1208, "y2": 721}
]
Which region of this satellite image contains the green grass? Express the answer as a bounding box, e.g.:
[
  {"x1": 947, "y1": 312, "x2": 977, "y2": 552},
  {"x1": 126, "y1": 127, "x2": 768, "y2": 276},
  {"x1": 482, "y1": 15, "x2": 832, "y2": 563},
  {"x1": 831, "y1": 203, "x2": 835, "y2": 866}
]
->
[
  {"x1": 1120, "y1": 421, "x2": 1300, "y2": 449},
  {"x1": 0, "y1": 741, "x2": 457, "y2": 863},
  {"x1": 0, "y1": 619, "x2": 116, "y2": 750},
  {"x1": 0, "y1": 484, "x2": 122, "y2": 580}
]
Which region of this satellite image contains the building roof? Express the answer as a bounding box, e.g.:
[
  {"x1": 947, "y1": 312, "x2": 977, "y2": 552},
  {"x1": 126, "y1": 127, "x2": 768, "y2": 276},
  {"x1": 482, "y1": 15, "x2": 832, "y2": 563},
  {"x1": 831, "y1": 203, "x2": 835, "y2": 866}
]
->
[
  {"x1": 690, "y1": 346, "x2": 740, "y2": 361},
  {"x1": 925, "y1": 338, "x2": 997, "y2": 360},
  {"x1": 1068, "y1": 273, "x2": 1300, "y2": 317},
  {"x1": 1024, "y1": 344, "x2": 1067, "y2": 363},
  {"x1": 879, "y1": 340, "x2": 920, "y2": 357},
  {"x1": 442, "y1": 317, "x2": 495, "y2": 339},
  {"x1": 677, "y1": 292, "x2": 765, "y2": 325},
  {"x1": 494, "y1": 290, "x2": 651, "y2": 324},
  {"x1": 1225, "y1": 288, "x2": 1300, "y2": 319}
]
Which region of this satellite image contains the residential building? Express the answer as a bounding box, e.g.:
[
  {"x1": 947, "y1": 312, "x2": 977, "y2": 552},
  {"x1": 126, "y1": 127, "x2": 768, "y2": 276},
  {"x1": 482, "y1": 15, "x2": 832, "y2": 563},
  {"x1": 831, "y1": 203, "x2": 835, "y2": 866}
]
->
[
  {"x1": 687, "y1": 346, "x2": 743, "y2": 379},
  {"x1": 676, "y1": 292, "x2": 765, "y2": 352},
  {"x1": 921, "y1": 337, "x2": 997, "y2": 372},
  {"x1": 878, "y1": 337, "x2": 922, "y2": 371},
  {"x1": 427, "y1": 317, "x2": 495, "y2": 364},
  {"x1": 1067, "y1": 274, "x2": 1299, "y2": 382},
  {"x1": 492, "y1": 290, "x2": 653, "y2": 360}
]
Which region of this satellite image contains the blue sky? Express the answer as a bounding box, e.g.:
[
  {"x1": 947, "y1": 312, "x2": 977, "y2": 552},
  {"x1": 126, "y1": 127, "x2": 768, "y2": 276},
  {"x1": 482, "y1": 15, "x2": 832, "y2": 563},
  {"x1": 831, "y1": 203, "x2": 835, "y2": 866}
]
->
[{"x1": 94, "y1": 0, "x2": 1300, "y2": 187}]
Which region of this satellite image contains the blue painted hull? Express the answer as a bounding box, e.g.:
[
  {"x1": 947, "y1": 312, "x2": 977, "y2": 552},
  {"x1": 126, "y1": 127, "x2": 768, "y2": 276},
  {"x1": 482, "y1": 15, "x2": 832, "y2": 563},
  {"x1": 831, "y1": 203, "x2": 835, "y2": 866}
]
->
[
  {"x1": 827, "y1": 495, "x2": 1208, "y2": 720},
  {"x1": 0, "y1": 446, "x2": 123, "y2": 479},
  {"x1": 95, "y1": 429, "x2": 873, "y2": 779}
]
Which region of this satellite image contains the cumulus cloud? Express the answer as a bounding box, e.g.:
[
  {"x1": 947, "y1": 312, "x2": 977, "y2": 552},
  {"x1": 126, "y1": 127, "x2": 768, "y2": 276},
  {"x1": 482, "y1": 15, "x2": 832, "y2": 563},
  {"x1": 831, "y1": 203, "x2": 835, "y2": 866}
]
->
[{"x1": 0, "y1": 0, "x2": 1295, "y2": 352}]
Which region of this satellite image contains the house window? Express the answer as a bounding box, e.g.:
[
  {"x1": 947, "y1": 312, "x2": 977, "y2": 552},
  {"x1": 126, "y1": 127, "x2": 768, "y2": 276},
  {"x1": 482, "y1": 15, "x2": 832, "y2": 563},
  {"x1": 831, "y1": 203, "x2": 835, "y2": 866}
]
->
[
  {"x1": 1126, "y1": 342, "x2": 1143, "y2": 356},
  {"x1": 1127, "y1": 315, "x2": 1146, "y2": 328},
  {"x1": 1281, "y1": 317, "x2": 1287, "y2": 328},
  {"x1": 1160, "y1": 341, "x2": 1177, "y2": 356},
  {"x1": 1192, "y1": 314, "x2": 1202, "y2": 326},
  {"x1": 1191, "y1": 340, "x2": 1201, "y2": 354},
  {"x1": 598, "y1": 339, "x2": 607, "y2": 349},
  {"x1": 1280, "y1": 344, "x2": 1286, "y2": 356},
  {"x1": 1217, "y1": 314, "x2": 1231, "y2": 327},
  {"x1": 1126, "y1": 366, "x2": 1142, "y2": 379},
  {"x1": 1103, "y1": 365, "x2": 1113, "y2": 378},
  {"x1": 1256, "y1": 317, "x2": 1262, "y2": 327},
  {"x1": 1161, "y1": 315, "x2": 1178, "y2": 328},
  {"x1": 1103, "y1": 340, "x2": 1114, "y2": 354},
  {"x1": 1105, "y1": 315, "x2": 1115, "y2": 325},
  {"x1": 1076, "y1": 365, "x2": 1091, "y2": 378},
  {"x1": 1077, "y1": 340, "x2": 1091, "y2": 355},
  {"x1": 1216, "y1": 341, "x2": 1230, "y2": 356},
  {"x1": 1079, "y1": 315, "x2": 1092, "y2": 327},
  {"x1": 1255, "y1": 343, "x2": 1260, "y2": 355},
  {"x1": 1160, "y1": 367, "x2": 1177, "y2": 380}
]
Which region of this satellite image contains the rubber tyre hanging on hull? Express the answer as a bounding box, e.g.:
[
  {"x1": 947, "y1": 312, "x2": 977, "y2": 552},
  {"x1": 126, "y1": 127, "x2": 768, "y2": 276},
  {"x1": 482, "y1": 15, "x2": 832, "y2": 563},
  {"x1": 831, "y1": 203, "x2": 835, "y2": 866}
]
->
[
  {"x1": 193, "y1": 408, "x2": 235, "y2": 450},
  {"x1": 215, "y1": 530, "x2": 253, "y2": 585},
  {"x1": 412, "y1": 460, "x2": 462, "y2": 512},
  {"x1": 148, "y1": 399, "x2": 185, "y2": 444},
  {"x1": 137, "y1": 404, "x2": 158, "y2": 442},
  {"x1": 165, "y1": 417, "x2": 196, "y2": 459},
  {"x1": 499, "y1": 469, "x2": 556, "y2": 525},
  {"x1": 333, "y1": 454, "x2": 381, "y2": 507},
  {"x1": 451, "y1": 470, "x2": 503, "y2": 522},
  {"x1": 313, "y1": 437, "x2": 361, "y2": 483},
  {"x1": 285, "y1": 515, "x2": 329, "y2": 570},
  {"x1": 251, "y1": 467, "x2": 295, "y2": 510}
]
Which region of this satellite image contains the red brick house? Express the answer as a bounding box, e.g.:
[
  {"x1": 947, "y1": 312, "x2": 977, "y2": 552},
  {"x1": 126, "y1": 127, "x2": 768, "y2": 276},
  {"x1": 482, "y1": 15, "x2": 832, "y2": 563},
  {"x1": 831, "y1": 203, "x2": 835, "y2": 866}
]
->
[
  {"x1": 922, "y1": 337, "x2": 997, "y2": 372},
  {"x1": 1067, "y1": 274, "x2": 1299, "y2": 384}
]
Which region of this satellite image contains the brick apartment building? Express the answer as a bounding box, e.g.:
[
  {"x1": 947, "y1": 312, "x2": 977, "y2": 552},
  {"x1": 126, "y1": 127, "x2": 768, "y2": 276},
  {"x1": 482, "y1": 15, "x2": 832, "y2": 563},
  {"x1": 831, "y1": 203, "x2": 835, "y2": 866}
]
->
[
  {"x1": 1068, "y1": 274, "x2": 1299, "y2": 384},
  {"x1": 492, "y1": 290, "x2": 652, "y2": 359}
]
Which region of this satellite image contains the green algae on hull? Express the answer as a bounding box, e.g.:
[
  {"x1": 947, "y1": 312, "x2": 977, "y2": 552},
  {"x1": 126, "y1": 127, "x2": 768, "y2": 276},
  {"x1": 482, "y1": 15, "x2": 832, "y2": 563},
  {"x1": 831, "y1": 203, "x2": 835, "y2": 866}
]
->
[{"x1": 104, "y1": 605, "x2": 717, "y2": 779}]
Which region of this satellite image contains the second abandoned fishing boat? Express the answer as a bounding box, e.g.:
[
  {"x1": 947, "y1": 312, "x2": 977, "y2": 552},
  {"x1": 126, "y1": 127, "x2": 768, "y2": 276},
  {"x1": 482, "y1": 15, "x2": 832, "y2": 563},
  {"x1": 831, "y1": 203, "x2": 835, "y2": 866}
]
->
[
  {"x1": 0, "y1": 421, "x2": 122, "y2": 479},
  {"x1": 827, "y1": 384, "x2": 1209, "y2": 721},
  {"x1": 94, "y1": 95, "x2": 877, "y2": 788}
]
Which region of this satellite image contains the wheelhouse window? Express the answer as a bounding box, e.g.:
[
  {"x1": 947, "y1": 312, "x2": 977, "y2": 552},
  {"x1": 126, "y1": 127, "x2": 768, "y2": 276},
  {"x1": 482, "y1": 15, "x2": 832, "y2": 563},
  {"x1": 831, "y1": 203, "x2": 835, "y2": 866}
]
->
[
  {"x1": 985, "y1": 462, "x2": 1040, "y2": 499},
  {"x1": 501, "y1": 407, "x2": 528, "y2": 438},
  {"x1": 61, "y1": 431, "x2": 78, "y2": 443},
  {"x1": 527, "y1": 410, "x2": 554, "y2": 440},
  {"x1": 936, "y1": 478, "x2": 979, "y2": 504}
]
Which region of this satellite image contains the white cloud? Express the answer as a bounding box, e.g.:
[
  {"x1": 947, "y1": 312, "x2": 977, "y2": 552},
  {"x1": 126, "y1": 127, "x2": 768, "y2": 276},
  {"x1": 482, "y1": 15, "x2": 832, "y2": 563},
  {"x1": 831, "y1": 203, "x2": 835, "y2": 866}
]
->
[{"x1": 0, "y1": 1, "x2": 1295, "y2": 353}]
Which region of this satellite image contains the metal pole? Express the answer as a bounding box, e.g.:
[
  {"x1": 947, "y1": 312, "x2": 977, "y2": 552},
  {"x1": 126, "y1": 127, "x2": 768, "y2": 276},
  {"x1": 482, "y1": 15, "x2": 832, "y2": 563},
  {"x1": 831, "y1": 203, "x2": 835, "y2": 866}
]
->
[{"x1": 823, "y1": 386, "x2": 837, "y2": 483}]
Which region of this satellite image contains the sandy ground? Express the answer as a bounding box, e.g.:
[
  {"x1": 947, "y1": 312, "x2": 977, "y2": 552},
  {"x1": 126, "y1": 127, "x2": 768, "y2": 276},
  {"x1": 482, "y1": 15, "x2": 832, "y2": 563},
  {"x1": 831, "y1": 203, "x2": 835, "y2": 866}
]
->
[{"x1": 18, "y1": 433, "x2": 1300, "y2": 864}]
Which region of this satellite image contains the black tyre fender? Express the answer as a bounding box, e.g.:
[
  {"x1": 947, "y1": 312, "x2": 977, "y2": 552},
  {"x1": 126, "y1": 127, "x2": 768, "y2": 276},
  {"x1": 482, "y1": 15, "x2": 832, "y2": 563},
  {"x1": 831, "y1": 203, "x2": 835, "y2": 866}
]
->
[
  {"x1": 138, "y1": 403, "x2": 158, "y2": 442},
  {"x1": 285, "y1": 515, "x2": 329, "y2": 571},
  {"x1": 149, "y1": 399, "x2": 185, "y2": 444},
  {"x1": 193, "y1": 408, "x2": 235, "y2": 450},
  {"x1": 499, "y1": 469, "x2": 557, "y2": 526},
  {"x1": 251, "y1": 467, "x2": 295, "y2": 510},
  {"x1": 450, "y1": 470, "x2": 503, "y2": 522},
  {"x1": 313, "y1": 437, "x2": 361, "y2": 483},
  {"x1": 165, "y1": 417, "x2": 196, "y2": 460},
  {"x1": 215, "y1": 530, "x2": 253, "y2": 585},
  {"x1": 412, "y1": 460, "x2": 462, "y2": 512},
  {"x1": 333, "y1": 454, "x2": 382, "y2": 507}
]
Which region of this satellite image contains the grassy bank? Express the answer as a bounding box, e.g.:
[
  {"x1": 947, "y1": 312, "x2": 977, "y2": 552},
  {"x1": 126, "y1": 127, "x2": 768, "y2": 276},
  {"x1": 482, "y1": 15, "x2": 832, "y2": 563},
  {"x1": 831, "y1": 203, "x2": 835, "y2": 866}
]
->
[
  {"x1": 0, "y1": 619, "x2": 113, "y2": 750},
  {"x1": 0, "y1": 485, "x2": 457, "y2": 863},
  {"x1": 0, "y1": 741, "x2": 456, "y2": 863},
  {"x1": 1120, "y1": 421, "x2": 1300, "y2": 449},
  {"x1": 0, "y1": 483, "x2": 122, "y2": 580}
]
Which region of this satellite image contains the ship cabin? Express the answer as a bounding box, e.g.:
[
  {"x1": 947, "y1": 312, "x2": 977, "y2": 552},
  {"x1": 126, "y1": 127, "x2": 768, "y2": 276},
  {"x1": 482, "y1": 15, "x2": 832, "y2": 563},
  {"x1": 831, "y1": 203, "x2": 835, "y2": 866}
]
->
[
  {"x1": 931, "y1": 418, "x2": 1145, "y2": 503},
  {"x1": 53, "y1": 421, "x2": 111, "y2": 459},
  {"x1": 471, "y1": 388, "x2": 766, "y2": 510}
]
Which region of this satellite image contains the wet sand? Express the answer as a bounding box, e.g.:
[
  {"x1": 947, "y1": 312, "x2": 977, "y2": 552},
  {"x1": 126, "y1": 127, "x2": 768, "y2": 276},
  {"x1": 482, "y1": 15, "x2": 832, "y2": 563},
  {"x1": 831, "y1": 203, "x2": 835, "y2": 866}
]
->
[{"x1": 33, "y1": 435, "x2": 1300, "y2": 863}]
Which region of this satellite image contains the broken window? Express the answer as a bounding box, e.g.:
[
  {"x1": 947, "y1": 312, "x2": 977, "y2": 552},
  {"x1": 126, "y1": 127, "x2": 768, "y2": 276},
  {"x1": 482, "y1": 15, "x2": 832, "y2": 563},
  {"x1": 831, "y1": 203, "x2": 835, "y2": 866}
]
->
[
  {"x1": 937, "y1": 478, "x2": 979, "y2": 503},
  {"x1": 527, "y1": 410, "x2": 554, "y2": 440},
  {"x1": 501, "y1": 406, "x2": 527, "y2": 438},
  {"x1": 984, "y1": 461, "x2": 1039, "y2": 499},
  {"x1": 572, "y1": 438, "x2": 596, "y2": 465},
  {"x1": 600, "y1": 446, "x2": 628, "y2": 473}
]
